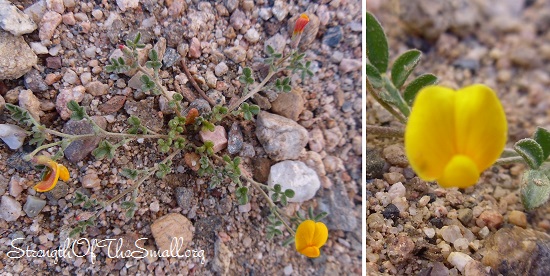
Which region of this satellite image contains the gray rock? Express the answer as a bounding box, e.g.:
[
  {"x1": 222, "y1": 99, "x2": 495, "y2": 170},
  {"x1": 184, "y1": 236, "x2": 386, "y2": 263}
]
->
[
  {"x1": 6, "y1": 151, "x2": 34, "y2": 172},
  {"x1": 215, "y1": 62, "x2": 228, "y2": 76},
  {"x1": 194, "y1": 215, "x2": 222, "y2": 242},
  {"x1": 187, "y1": 98, "x2": 212, "y2": 115},
  {"x1": 0, "y1": 195, "x2": 22, "y2": 221},
  {"x1": 175, "y1": 187, "x2": 196, "y2": 214},
  {"x1": 224, "y1": 0, "x2": 239, "y2": 13},
  {"x1": 268, "y1": 160, "x2": 320, "y2": 203},
  {"x1": 272, "y1": 0, "x2": 289, "y2": 21},
  {"x1": 339, "y1": 59, "x2": 362, "y2": 74},
  {"x1": 24, "y1": 69, "x2": 48, "y2": 93},
  {"x1": 124, "y1": 98, "x2": 164, "y2": 133},
  {"x1": 255, "y1": 111, "x2": 308, "y2": 161},
  {"x1": 244, "y1": 28, "x2": 260, "y2": 43},
  {"x1": 23, "y1": 195, "x2": 46, "y2": 218},
  {"x1": 317, "y1": 178, "x2": 357, "y2": 231},
  {"x1": 308, "y1": 128, "x2": 325, "y2": 153},
  {"x1": 0, "y1": 124, "x2": 27, "y2": 150},
  {"x1": 0, "y1": 0, "x2": 37, "y2": 36},
  {"x1": 227, "y1": 122, "x2": 243, "y2": 155},
  {"x1": 229, "y1": 9, "x2": 245, "y2": 30},
  {"x1": 212, "y1": 237, "x2": 232, "y2": 274},
  {"x1": 0, "y1": 30, "x2": 37, "y2": 80},
  {"x1": 162, "y1": 47, "x2": 181, "y2": 68},
  {"x1": 366, "y1": 148, "x2": 387, "y2": 179},
  {"x1": 45, "y1": 180, "x2": 69, "y2": 201},
  {"x1": 63, "y1": 116, "x2": 107, "y2": 163},
  {"x1": 323, "y1": 26, "x2": 343, "y2": 47},
  {"x1": 239, "y1": 143, "x2": 255, "y2": 157}
]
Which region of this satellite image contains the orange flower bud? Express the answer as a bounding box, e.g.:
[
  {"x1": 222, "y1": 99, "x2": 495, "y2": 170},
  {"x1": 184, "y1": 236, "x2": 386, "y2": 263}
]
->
[{"x1": 293, "y1": 14, "x2": 310, "y2": 36}]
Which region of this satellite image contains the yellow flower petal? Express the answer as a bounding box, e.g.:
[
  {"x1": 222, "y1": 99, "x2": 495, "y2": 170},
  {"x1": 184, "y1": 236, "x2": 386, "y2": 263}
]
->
[
  {"x1": 58, "y1": 164, "x2": 70, "y2": 181},
  {"x1": 295, "y1": 220, "x2": 316, "y2": 252},
  {"x1": 295, "y1": 220, "x2": 328, "y2": 258},
  {"x1": 311, "y1": 221, "x2": 329, "y2": 248},
  {"x1": 299, "y1": 246, "x2": 320, "y2": 258},
  {"x1": 405, "y1": 86, "x2": 457, "y2": 180},
  {"x1": 454, "y1": 84, "x2": 507, "y2": 172},
  {"x1": 34, "y1": 167, "x2": 59, "y2": 192},
  {"x1": 439, "y1": 155, "x2": 479, "y2": 188}
]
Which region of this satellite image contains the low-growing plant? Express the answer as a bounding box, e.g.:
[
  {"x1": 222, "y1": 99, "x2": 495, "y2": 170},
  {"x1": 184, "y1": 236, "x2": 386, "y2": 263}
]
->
[{"x1": 4, "y1": 14, "x2": 328, "y2": 258}]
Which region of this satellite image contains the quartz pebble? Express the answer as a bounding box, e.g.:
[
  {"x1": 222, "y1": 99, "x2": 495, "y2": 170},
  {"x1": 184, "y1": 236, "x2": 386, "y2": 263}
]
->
[
  {"x1": 0, "y1": 195, "x2": 22, "y2": 221},
  {"x1": 23, "y1": 195, "x2": 47, "y2": 218}
]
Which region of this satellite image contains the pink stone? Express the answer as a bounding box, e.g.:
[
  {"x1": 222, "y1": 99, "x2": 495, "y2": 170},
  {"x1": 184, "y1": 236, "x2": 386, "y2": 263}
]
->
[
  {"x1": 199, "y1": 125, "x2": 227, "y2": 153},
  {"x1": 39, "y1": 11, "x2": 62, "y2": 41}
]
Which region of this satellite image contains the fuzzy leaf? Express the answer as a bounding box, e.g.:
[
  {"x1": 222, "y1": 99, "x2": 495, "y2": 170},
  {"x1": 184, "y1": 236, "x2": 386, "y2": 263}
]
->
[
  {"x1": 366, "y1": 12, "x2": 389, "y2": 73},
  {"x1": 391, "y1": 49, "x2": 422, "y2": 89},
  {"x1": 534, "y1": 127, "x2": 550, "y2": 160},
  {"x1": 403, "y1": 73, "x2": 438, "y2": 106},
  {"x1": 521, "y1": 168, "x2": 550, "y2": 210},
  {"x1": 366, "y1": 63, "x2": 383, "y2": 88},
  {"x1": 515, "y1": 138, "x2": 545, "y2": 169}
]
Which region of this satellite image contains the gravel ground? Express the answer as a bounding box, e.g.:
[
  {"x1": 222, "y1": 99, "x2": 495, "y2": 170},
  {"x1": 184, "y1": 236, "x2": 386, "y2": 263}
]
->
[
  {"x1": 0, "y1": 0, "x2": 362, "y2": 275},
  {"x1": 367, "y1": 0, "x2": 550, "y2": 275}
]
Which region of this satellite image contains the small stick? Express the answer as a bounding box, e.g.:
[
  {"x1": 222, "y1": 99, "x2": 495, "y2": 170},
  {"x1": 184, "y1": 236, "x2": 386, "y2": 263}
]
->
[{"x1": 181, "y1": 58, "x2": 216, "y2": 107}]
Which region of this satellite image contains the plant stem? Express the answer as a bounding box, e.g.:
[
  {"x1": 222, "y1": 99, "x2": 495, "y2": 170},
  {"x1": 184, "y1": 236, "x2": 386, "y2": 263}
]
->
[
  {"x1": 137, "y1": 65, "x2": 183, "y2": 117},
  {"x1": 366, "y1": 77, "x2": 407, "y2": 124},
  {"x1": 228, "y1": 70, "x2": 277, "y2": 112},
  {"x1": 366, "y1": 125, "x2": 405, "y2": 137},
  {"x1": 181, "y1": 58, "x2": 216, "y2": 107},
  {"x1": 494, "y1": 156, "x2": 525, "y2": 166},
  {"x1": 25, "y1": 141, "x2": 64, "y2": 159}
]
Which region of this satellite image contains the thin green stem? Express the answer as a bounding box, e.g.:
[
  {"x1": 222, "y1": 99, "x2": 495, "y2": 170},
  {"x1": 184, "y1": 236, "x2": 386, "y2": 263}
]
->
[
  {"x1": 137, "y1": 64, "x2": 183, "y2": 117},
  {"x1": 366, "y1": 77, "x2": 407, "y2": 124},
  {"x1": 25, "y1": 141, "x2": 64, "y2": 160}
]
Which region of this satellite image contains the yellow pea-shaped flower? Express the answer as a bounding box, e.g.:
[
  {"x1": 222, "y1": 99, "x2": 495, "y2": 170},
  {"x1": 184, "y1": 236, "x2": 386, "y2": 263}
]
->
[
  {"x1": 405, "y1": 84, "x2": 507, "y2": 188},
  {"x1": 295, "y1": 220, "x2": 328, "y2": 258},
  {"x1": 32, "y1": 155, "x2": 70, "y2": 192}
]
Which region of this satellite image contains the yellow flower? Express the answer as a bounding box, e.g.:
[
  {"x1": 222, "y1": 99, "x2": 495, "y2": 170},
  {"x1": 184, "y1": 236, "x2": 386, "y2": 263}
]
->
[
  {"x1": 405, "y1": 84, "x2": 507, "y2": 188},
  {"x1": 32, "y1": 155, "x2": 70, "y2": 192},
  {"x1": 295, "y1": 220, "x2": 328, "y2": 258}
]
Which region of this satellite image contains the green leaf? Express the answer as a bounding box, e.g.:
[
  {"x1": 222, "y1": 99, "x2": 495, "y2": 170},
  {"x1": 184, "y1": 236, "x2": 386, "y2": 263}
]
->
[
  {"x1": 133, "y1": 32, "x2": 141, "y2": 45},
  {"x1": 128, "y1": 116, "x2": 141, "y2": 126},
  {"x1": 266, "y1": 45, "x2": 275, "y2": 55},
  {"x1": 236, "y1": 186, "x2": 249, "y2": 205},
  {"x1": 120, "y1": 168, "x2": 139, "y2": 180},
  {"x1": 284, "y1": 189, "x2": 295, "y2": 198},
  {"x1": 514, "y1": 138, "x2": 545, "y2": 169},
  {"x1": 282, "y1": 236, "x2": 295, "y2": 246},
  {"x1": 280, "y1": 195, "x2": 287, "y2": 206},
  {"x1": 172, "y1": 93, "x2": 183, "y2": 101},
  {"x1": 391, "y1": 49, "x2": 422, "y2": 89},
  {"x1": 520, "y1": 168, "x2": 550, "y2": 210},
  {"x1": 403, "y1": 73, "x2": 438, "y2": 106},
  {"x1": 273, "y1": 184, "x2": 281, "y2": 193},
  {"x1": 243, "y1": 67, "x2": 252, "y2": 77},
  {"x1": 534, "y1": 127, "x2": 550, "y2": 160},
  {"x1": 366, "y1": 12, "x2": 389, "y2": 73},
  {"x1": 366, "y1": 63, "x2": 383, "y2": 88},
  {"x1": 313, "y1": 211, "x2": 328, "y2": 221},
  {"x1": 149, "y1": 49, "x2": 158, "y2": 61},
  {"x1": 67, "y1": 100, "x2": 85, "y2": 120},
  {"x1": 271, "y1": 193, "x2": 279, "y2": 201}
]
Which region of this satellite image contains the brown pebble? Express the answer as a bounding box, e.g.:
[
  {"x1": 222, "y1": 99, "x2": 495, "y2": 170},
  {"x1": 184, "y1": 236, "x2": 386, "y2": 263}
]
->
[
  {"x1": 184, "y1": 152, "x2": 200, "y2": 171},
  {"x1": 99, "y1": 95, "x2": 126, "y2": 114},
  {"x1": 508, "y1": 210, "x2": 527, "y2": 228},
  {"x1": 476, "y1": 210, "x2": 503, "y2": 230},
  {"x1": 46, "y1": 57, "x2": 62, "y2": 69}
]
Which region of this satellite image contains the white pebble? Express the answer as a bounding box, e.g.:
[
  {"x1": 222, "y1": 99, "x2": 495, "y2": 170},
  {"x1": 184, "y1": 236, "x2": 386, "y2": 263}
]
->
[{"x1": 447, "y1": 252, "x2": 473, "y2": 273}]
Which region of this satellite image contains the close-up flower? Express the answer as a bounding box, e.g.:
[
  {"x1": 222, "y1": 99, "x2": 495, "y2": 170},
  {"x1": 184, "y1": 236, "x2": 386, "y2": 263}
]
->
[
  {"x1": 295, "y1": 220, "x2": 328, "y2": 258},
  {"x1": 405, "y1": 84, "x2": 507, "y2": 188},
  {"x1": 292, "y1": 13, "x2": 310, "y2": 37},
  {"x1": 32, "y1": 155, "x2": 70, "y2": 192}
]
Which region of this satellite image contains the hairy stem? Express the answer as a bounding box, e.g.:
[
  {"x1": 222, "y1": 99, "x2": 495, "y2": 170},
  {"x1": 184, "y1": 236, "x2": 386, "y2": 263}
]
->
[
  {"x1": 366, "y1": 77, "x2": 407, "y2": 124},
  {"x1": 366, "y1": 125, "x2": 405, "y2": 137}
]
